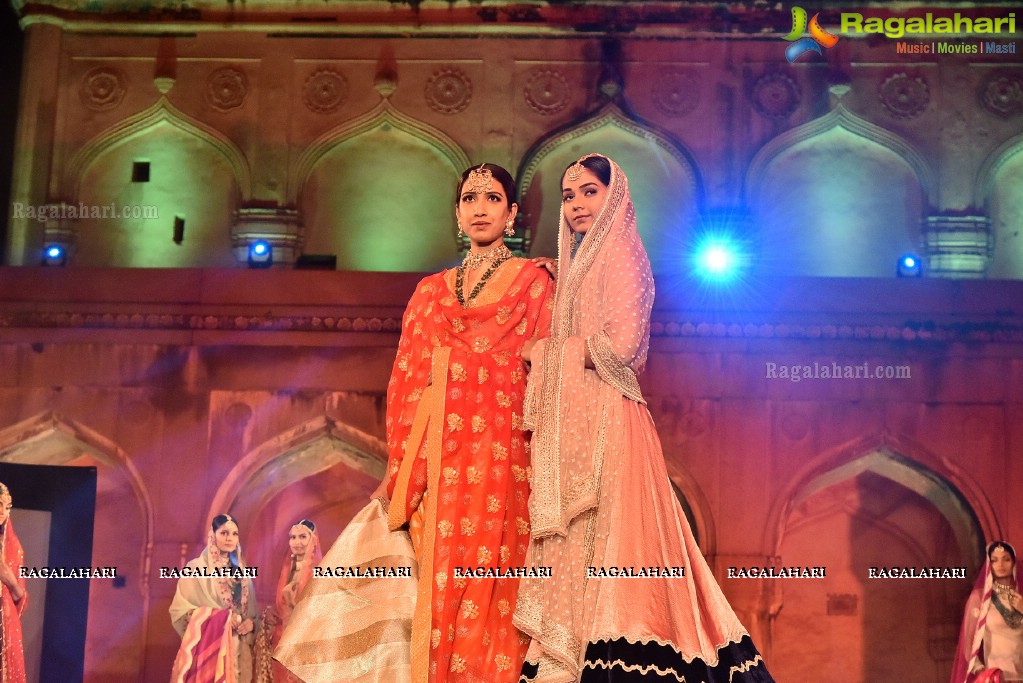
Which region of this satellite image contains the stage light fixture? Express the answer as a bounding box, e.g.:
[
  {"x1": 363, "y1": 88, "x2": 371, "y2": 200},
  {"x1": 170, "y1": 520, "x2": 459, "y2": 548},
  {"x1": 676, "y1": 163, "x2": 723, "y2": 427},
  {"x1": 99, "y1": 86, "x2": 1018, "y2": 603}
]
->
[
  {"x1": 247, "y1": 240, "x2": 272, "y2": 268},
  {"x1": 897, "y1": 253, "x2": 922, "y2": 278},
  {"x1": 42, "y1": 244, "x2": 67, "y2": 266},
  {"x1": 694, "y1": 239, "x2": 744, "y2": 281}
]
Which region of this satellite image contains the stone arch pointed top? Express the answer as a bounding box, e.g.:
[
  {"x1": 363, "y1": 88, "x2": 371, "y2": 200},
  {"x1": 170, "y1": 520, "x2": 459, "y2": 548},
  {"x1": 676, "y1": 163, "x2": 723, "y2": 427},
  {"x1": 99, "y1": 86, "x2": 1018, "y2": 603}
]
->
[
  {"x1": 975, "y1": 129, "x2": 1023, "y2": 209},
  {"x1": 763, "y1": 430, "x2": 995, "y2": 560},
  {"x1": 518, "y1": 101, "x2": 702, "y2": 205},
  {"x1": 745, "y1": 103, "x2": 935, "y2": 208},
  {"x1": 66, "y1": 96, "x2": 252, "y2": 200},
  {"x1": 290, "y1": 99, "x2": 470, "y2": 206}
]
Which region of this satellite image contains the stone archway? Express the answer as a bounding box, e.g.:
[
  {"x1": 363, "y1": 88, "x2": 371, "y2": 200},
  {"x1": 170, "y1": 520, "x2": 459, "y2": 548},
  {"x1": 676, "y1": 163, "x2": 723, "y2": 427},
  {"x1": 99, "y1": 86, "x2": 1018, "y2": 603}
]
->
[
  {"x1": 766, "y1": 437, "x2": 985, "y2": 683},
  {"x1": 207, "y1": 415, "x2": 388, "y2": 605},
  {"x1": 293, "y1": 101, "x2": 470, "y2": 272},
  {"x1": 0, "y1": 411, "x2": 154, "y2": 683},
  {"x1": 746, "y1": 105, "x2": 928, "y2": 278}
]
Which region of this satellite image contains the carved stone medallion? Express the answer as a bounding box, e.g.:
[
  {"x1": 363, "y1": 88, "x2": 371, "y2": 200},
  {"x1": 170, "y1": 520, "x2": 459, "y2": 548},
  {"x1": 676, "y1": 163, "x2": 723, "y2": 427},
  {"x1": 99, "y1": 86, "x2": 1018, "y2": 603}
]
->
[
  {"x1": 524, "y1": 68, "x2": 570, "y2": 115},
  {"x1": 879, "y1": 73, "x2": 930, "y2": 119},
  {"x1": 425, "y1": 67, "x2": 472, "y2": 114},
  {"x1": 206, "y1": 67, "x2": 247, "y2": 112},
  {"x1": 80, "y1": 67, "x2": 126, "y2": 111},
  {"x1": 751, "y1": 72, "x2": 801, "y2": 119},
  {"x1": 652, "y1": 70, "x2": 700, "y2": 117},
  {"x1": 304, "y1": 69, "x2": 348, "y2": 114}
]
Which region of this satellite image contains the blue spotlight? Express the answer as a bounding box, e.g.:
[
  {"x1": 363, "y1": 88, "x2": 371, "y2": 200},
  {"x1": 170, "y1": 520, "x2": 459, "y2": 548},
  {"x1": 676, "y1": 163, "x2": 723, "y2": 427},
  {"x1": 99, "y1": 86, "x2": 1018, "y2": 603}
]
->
[
  {"x1": 247, "y1": 240, "x2": 272, "y2": 268},
  {"x1": 694, "y1": 239, "x2": 743, "y2": 281},
  {"x1": 42, "y1": 244, "x2": 67, "y2": 266},
  {"x1": 897, "y1": 253, "x2": 922, "y2": 278}
]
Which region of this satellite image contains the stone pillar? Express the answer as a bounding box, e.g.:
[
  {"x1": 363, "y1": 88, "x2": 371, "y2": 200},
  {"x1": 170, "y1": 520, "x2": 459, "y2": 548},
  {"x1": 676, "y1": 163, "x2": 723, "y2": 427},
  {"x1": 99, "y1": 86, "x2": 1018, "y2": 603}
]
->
[
  {"x1": 230, "y1": 206, "x2": 303, "y2": 267},
  {"x1": 7, "y1": 23, "x2": 63, "y2": 265},
  {"x1": 922, "y1": 213, "x2": 993, "y2": 278}
]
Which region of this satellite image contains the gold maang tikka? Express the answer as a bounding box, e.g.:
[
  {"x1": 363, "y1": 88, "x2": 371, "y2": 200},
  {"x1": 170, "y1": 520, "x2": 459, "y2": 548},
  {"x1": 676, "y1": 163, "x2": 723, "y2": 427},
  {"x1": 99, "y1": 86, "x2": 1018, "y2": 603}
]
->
[
  {"x1": 465, "y1": 164, "x2": 494, "y2": 195},
  {"x1": 566, "y1": 154, "x2": 600, "y2": 181}
]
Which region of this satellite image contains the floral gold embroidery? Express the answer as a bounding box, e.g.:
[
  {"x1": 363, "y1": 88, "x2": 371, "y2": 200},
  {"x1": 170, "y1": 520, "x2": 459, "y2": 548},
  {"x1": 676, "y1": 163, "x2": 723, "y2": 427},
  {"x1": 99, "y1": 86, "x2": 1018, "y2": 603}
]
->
[
  {"x1": 495, "y1": 391, "x2": 511, "y2": 408},
  {"x1": 460, "y1": 600, "x2": 479, "y2": 620},
  {"x1": 450, "y1": 654, "x2": 467, "y2": 673},
  {"x1": 435, "y1": 571, "x2": 448, "y2": 590},
  {"x1": 447, "y1": 624, "x2": 455, "y2": 642},
  {"x1": 511, "y1": 465, "x2": 526, "y2": 482},
  {"x1": 443, "y1": 467, "x2": 459, "y2": 486},
  {"x1": 487, "y1": 495, "x2": 501, "y2": 513},
  {"x1": 510, "y1": 368, "x2": 523, "y2": 384},
  {"x1": 447, "y1": 414, "x2": 464, "y2": 432},
  {"x1": 511, "y1": 413, "x2": 523, "y2": 430},
  {"x1": 516, "y1": 516, "x2": 530, "y2": 535},
  {"x1": 413, "y1": 321, "x2": 423, "y2": 337},
  {"x1": 497, "y1": 598, "x2": 511, "y2": 617},
  {"x1": 477, "y1": 546, "x2": 492, "y2": 565},
  {"x1": 453, "y1": 575, "x2": 467, "y2": 590},
  {"x1": 491, "y1": 443, "x2": 508, "y2": 461},
  {"x1": 407, "y1": 387, "x2": 423, "y2": 402},
  {"x1": 431, "y1": 629, "x2": 442, "y2": 649},
  {"x1": 482, "y1": 631, "x2": 491, "y2": 646},
  {"x1": 469, "y1": 442, "x2": 481, "y2": 455},
  {"x1": 466, "y1": 466, "x2": 482, "y2": 484},
  {"x1": 451, "y1": 318, "x2": 465, "y2": 333},
  {"x1": 496, "y1": 306, "x2": 512, "y2": 325},
  {"x1": 471, "y1": 415, "x2": 486, "y2": 433},
  {"x1": 500, "y1": 545, "x2": 510, "y2": 563},
  {"x1": 450, "y1": 363, "x2": 467, "y2": 381},
  {"x1": 474, "y1": 337, "x2": 492, "y2": 352},
  {"x1": 515, "y1": 318, "x2": 528, "y2": 335},
  {"x1": 460, "y1": 517, "x2": 477, "y2": 536},
  {"x1": 438, "y1": 520, "x2": 454, "y2": 539},
  {"x1": 495, "y1": 654, "x2": 512, "y2": 672},
  {"x1": 478, "y1": 367, "x2": 489, "y2": 383}
]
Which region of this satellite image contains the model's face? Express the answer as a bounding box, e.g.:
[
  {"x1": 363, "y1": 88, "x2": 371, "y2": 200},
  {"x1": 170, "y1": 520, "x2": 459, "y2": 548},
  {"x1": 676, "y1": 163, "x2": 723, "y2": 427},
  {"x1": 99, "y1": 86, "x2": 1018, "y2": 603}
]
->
[
  {"x1": 455, "y1": 180, "x2": 516, "y2": 249},
  {"x1": 562, "y1": 168, "x2": 608, "y2": 235},
  {"x1": 214, "y1": 521, "x2": 240, "y2": 554},
  {"x1": 289, "y1": 526, "x2": 312, "y2": 558},
  {"x1": 991, "y1": 546, "x2": 1015, "y2": 580},
  {"x1": 0, "y1": 495, "x2": 11, "y2": 526}
]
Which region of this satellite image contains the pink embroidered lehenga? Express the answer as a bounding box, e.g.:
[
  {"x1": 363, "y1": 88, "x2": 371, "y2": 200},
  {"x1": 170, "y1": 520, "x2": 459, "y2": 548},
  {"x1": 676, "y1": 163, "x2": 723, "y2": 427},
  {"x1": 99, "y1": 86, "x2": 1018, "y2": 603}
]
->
[{"x1": 514, "y1": 155, "x2": 773, "y2": 682}]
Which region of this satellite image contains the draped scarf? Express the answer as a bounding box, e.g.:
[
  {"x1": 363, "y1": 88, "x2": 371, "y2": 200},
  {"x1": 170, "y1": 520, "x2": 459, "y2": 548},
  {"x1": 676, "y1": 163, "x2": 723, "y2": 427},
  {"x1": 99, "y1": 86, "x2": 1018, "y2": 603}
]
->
[
  {"x1": 525, "y1": 155, "x2": 651, "y2": 539},
  {"x1": 952, "y1": 542, "x2": 1023, "y2": 683}
]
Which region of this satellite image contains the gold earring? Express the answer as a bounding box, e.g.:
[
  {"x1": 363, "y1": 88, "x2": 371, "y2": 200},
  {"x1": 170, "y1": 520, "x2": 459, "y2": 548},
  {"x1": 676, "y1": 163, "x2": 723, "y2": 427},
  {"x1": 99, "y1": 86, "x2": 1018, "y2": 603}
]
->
[
  {"x1": 504, "y1": 220, "x2": 514, "y2": 237},
  {"x1": 457, "y1": 221, "x2": 464, "y2": 236}
]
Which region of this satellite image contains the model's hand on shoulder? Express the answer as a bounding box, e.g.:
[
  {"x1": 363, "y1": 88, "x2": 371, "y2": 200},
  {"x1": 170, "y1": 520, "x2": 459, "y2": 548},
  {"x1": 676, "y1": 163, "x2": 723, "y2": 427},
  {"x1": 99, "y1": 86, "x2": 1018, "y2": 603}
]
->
[{"x1": 530, "y1": 256, "x2": 557, "y2": 280}]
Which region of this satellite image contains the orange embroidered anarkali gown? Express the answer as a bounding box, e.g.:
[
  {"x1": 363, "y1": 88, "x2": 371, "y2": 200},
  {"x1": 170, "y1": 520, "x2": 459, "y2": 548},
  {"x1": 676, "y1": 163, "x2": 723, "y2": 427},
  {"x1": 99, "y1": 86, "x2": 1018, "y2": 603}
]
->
[{"x1": 386, "y1": 258, "x2": 554, "y2": 682}]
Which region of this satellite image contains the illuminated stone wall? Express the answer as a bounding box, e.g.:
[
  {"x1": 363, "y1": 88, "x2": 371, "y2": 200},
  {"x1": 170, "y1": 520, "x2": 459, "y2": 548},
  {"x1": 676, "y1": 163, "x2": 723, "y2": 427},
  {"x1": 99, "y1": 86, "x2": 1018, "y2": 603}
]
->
[{"x1": 2, "y1": 2, "x2": 1023, "y2": 682}]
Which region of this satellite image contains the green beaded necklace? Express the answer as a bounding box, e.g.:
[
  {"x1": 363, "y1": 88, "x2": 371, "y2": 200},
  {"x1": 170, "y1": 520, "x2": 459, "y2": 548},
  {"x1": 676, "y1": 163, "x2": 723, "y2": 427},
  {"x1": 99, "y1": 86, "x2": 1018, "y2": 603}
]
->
[{"x1": 456, "y1": 256, "x2": 510, "y2": 307}]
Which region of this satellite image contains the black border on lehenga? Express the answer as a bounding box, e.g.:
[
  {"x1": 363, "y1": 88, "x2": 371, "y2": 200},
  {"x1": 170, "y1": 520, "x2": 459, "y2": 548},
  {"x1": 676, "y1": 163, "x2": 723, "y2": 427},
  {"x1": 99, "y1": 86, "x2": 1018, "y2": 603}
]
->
[{"x1": 520, "y1": 634, "x2": 774, "y2": 682}]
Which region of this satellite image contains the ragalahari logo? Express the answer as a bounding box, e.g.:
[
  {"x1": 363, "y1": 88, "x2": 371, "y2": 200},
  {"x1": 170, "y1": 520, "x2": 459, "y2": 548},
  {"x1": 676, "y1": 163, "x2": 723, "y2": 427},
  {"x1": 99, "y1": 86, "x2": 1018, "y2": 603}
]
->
[{"x1": 784, "y1": 7, "x2": 840, "y2": 62}]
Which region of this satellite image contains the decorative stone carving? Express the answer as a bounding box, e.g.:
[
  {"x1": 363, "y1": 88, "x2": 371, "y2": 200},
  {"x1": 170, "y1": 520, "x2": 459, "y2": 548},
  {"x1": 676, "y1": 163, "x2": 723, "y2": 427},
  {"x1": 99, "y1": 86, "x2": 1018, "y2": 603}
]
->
[
  {"x1": 979, "y1": 73, "x2": 1023, "y2": 118},
  {"x1": 304, "y1": 69, "x2": 348, "y2": 114},
  {"x1": 751, "y1": 72, "x2": 800, "y2": 119},
  {"x1": 425, "y1": 67, "x2": 472, "y2": 114},
  {"x1": 80, "y1": 67, "x2": 126, "y2": 111},
  {"x1": 524, "y1": 68, "x2": 570, "y2": 116},
  {"x1": 651, "y1": 70, "x2": 700, "y2": 117},
  {"x1": 879, "y1": 73, "x2": 930, "y2": 119},
  {"x1": 205, "y1": 67, "x2": 247, "y2": 112}
]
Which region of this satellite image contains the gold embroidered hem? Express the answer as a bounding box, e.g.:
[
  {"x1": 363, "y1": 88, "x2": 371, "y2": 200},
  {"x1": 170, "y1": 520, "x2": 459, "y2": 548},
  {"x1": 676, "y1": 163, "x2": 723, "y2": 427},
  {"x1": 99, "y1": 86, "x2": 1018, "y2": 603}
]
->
[{"x1": 275, "y1": 499, "x2": 417, "y2": 683}]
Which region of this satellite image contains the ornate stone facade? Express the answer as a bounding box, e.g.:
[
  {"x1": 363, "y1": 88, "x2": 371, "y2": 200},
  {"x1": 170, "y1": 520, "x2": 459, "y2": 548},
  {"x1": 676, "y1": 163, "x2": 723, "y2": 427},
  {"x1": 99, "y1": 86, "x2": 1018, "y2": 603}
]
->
[{"x1": 2, "y1": 2, "x2": 1022, "y2": 681}]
